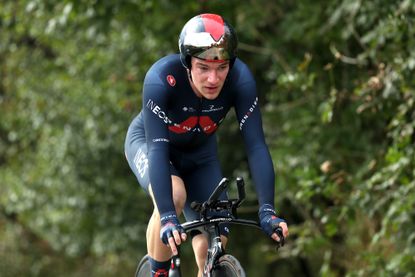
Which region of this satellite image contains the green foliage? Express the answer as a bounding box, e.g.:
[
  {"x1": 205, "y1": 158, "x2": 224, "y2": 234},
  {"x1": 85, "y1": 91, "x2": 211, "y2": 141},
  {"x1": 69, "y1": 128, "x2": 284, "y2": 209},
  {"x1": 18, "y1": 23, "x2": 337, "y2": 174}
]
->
[
  {"x1": 1, "y1": 0, "x2": 414, "y2": 276},
  {"x1": 259, "y1": 0, "x2": 415, "y2": 275}
]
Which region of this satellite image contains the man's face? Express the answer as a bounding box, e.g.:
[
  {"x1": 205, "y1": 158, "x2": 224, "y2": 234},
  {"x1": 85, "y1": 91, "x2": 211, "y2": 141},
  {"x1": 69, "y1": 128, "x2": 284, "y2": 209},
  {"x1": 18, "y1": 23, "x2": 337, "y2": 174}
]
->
[{"x1": 189, "y1": 57, "x2": 230, "y2": 100}]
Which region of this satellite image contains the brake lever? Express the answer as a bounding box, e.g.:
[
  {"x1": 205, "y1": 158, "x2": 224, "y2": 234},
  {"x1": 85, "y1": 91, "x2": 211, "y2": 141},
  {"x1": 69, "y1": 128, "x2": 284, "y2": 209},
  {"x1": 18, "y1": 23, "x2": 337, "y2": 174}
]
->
[{"x1": 274, "y1": 226, "x2": 285, "y2": 250}]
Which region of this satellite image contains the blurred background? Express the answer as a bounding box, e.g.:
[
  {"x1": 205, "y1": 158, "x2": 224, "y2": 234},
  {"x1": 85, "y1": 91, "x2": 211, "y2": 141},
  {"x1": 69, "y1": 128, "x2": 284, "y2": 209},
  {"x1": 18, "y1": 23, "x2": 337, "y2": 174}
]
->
[{"x1": 1, "y1": 0, "x2": 414, "y2": 276}]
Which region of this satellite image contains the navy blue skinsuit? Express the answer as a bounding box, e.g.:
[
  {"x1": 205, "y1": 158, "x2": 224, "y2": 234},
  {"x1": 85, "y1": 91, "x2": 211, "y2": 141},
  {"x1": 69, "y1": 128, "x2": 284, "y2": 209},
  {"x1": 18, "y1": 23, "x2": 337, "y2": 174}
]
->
[{"x1": 125, "y1": 54, "x2": 275, "y2": 226}]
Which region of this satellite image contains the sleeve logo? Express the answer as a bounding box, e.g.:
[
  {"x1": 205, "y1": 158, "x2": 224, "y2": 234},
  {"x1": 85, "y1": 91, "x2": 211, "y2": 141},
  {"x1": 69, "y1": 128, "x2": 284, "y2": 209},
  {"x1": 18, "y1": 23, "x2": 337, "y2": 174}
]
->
[
  {"x1": 239, "y1": 97, "x2": 258, "y2": 130},
  {"x1": 166, "y1": 75, "x2": 176, "y2": 87}
]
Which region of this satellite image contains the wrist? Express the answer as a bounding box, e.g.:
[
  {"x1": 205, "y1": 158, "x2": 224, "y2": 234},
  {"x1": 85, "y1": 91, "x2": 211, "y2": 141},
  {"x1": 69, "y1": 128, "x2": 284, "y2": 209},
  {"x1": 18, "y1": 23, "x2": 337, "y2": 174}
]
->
[
  {"x1": 258, "y1": 204, "x2": 276, "y2": 218},
  {"x1": 160, "y1": 211, "x2": 178, "y2": 224}
]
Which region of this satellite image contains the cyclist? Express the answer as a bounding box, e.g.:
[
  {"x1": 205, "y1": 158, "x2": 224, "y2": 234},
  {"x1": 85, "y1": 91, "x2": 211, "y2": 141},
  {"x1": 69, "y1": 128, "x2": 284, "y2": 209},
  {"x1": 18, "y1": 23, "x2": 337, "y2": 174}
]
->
[{"x1": 125, "y1": 13, "x2": 289, "y2": 277}]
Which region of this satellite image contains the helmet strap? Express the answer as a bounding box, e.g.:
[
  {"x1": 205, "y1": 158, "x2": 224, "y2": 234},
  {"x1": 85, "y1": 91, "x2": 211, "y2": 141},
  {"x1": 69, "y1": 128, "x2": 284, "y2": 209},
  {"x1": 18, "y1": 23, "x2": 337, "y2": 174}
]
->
[{"x1": 187, "y1": 68, "x2": 193, "y2": 82}]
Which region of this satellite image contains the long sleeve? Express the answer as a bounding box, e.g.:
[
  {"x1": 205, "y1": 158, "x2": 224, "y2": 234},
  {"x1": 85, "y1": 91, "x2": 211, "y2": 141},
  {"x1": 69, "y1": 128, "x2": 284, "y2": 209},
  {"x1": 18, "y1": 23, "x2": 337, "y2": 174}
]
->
[
  {"x1": 142, "y1": 71, "x2": 176, "y2": 215},
  {"x1": 233, "y1": 67, "x2": 275, "y2": 207}
]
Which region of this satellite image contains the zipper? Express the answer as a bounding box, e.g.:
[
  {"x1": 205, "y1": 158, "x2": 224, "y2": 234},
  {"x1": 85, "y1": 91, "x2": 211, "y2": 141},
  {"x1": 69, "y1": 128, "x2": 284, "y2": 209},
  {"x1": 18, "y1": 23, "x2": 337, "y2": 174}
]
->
[{"x1": 197, "y1": 97, "x2": 203, "y2": 128}]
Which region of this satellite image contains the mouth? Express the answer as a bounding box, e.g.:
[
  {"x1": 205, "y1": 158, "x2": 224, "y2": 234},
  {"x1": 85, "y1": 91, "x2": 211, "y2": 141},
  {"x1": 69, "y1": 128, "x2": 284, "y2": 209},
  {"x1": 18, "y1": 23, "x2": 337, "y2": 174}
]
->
[{"x1": 205, "y1": 86, "x2": 219, "y2": 92}]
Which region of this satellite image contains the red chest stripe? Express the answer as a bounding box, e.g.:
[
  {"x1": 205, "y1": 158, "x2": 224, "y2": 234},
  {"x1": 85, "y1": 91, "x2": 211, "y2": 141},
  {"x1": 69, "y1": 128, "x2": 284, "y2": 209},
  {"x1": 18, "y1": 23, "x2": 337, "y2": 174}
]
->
[
  {"x1": 168, "y1": 116, "x2": 198, "y2": 134},
  {"x1": 199, "y1": 116, "x2": 218, "y2": 134},
  {"x1": 168, "y1": 116, "x2": 218, "y2": 134}
]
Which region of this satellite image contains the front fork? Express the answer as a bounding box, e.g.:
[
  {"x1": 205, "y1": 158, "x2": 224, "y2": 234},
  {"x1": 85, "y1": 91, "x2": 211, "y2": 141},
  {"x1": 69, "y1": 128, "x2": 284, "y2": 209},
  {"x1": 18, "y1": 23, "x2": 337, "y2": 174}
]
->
[{"x1": 203, "y1": 224, "x2": 224, "y2": 277}]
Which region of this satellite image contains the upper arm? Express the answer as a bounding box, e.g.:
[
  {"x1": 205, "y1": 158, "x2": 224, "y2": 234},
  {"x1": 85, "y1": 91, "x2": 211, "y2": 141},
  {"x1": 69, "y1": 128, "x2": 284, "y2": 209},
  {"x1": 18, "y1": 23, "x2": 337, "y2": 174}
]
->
[
  {"x1": 233, "y1": 69, "x2": 266, "y2": 150},
  {"x1": 142, "y1": 73, "x2": 171, "y2": 150}
]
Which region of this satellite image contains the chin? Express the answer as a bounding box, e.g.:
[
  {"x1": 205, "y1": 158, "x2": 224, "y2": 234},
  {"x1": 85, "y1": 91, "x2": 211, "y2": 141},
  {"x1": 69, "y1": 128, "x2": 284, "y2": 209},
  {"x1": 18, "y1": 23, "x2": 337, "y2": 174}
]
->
[
  {"x1": 203, "y1": 93, "x2": 219, "y2": 100},
  {"x1": 202, "y1": 89, "x2": 221, "y2": 99}
]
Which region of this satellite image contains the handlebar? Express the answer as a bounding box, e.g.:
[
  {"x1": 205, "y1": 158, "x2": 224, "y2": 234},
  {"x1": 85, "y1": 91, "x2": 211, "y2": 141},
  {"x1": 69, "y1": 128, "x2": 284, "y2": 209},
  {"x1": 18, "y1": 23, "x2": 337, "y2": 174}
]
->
[
  {"x1": 187, "y1": 177, "x2": 256, "y2": 230},
  {"x1": 190, "y1": 177, "x2": 247, "y2": 218},
  {"x1": 235, "y1": 177, "x2": 245, "y2": 206},
  {"x1": 187, "y1": 177, "x2": 285, "y2": 248},
  {"x1": 182, "y1": 216, "x2": 260, "y2": 232},
  {"x1": 207, "y1": 177, "x2": 229, "y2": 204}
]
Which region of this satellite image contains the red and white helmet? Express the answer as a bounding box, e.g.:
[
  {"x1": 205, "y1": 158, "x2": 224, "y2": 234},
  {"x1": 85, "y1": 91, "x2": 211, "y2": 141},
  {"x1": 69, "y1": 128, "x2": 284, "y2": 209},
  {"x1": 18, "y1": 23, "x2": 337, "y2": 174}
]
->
[{"x1": 179, "y1": 13, "x2": 238, "y2": 69}]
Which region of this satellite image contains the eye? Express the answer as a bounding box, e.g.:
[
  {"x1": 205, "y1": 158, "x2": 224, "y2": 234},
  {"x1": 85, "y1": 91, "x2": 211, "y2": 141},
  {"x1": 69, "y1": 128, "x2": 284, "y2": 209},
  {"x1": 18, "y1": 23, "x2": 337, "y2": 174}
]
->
[{"x1": 219, "y1": 65, "x2": 229, "y2": 71}]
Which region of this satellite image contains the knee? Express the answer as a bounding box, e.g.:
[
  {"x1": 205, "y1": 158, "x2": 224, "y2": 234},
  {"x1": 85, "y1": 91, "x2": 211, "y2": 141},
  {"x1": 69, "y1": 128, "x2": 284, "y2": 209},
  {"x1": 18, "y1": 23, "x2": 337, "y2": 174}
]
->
[
  {"x1": 192, "y1": 234, "x2": 208, "y2": 269},
  {"x1": 148, "y1": 176, "x2": 187, "y2": 215},
  {"x1": 172, "y1": 176, "x2": 187, "y2": 214}
]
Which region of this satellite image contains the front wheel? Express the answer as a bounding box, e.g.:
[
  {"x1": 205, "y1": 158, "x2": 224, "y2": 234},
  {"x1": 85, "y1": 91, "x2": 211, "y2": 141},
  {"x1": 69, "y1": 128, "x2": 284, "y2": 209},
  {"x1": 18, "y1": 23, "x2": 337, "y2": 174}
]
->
[
  {"x1": 211, "y1": 254, "x2": 245, "y2": 277},
  {"x1": 135, "y1": 255, "x2": 151, "y2": 277},
  {"x1": 135, "y1": 254, "x2": 180, "y2": 277}
]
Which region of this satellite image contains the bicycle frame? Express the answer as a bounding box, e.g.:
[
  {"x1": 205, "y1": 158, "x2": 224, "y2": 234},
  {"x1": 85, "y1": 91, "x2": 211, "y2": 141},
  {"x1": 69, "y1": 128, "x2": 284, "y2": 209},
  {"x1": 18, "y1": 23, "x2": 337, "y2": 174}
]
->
[
  {"x1": 136, "y1": 177, "x2": 284, "y2": 277},
  {"x1": 182, "y1": 216, "x2": 260, "y2": 276},
  {"x1": 170, "y1": 177, "x2": 261, "y2": 277}
]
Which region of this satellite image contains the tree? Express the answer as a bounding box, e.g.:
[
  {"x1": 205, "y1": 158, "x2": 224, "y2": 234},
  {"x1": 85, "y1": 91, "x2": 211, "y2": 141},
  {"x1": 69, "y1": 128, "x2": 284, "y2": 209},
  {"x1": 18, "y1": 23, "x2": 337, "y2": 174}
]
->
[{"x1": 1, "y1": 0, "x2": 414, "y2": 276}]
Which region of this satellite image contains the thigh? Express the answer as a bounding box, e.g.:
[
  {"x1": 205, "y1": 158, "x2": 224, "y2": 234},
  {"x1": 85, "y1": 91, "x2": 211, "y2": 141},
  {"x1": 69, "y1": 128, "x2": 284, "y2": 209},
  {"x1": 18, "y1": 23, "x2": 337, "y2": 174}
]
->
[
  {"x1": 182, "y1": 158, "x2": 229, "y2": 220},
  {"x1": 125, "y1": 139, "x2": 151, "y2": 193},
  {"x1": 125, "y1": 139, "x2": 179, "y2": 195}
]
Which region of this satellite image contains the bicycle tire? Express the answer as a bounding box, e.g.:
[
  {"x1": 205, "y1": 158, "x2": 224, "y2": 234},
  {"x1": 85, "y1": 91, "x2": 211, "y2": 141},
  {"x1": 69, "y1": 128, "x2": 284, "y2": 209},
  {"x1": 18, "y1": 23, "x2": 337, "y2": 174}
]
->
[
  {"x1": 135, "y1": 254, "x2": 151, "y2": 277},
  {"x1": 211, "y1": 254, "x2": 245, "y2": 277}
]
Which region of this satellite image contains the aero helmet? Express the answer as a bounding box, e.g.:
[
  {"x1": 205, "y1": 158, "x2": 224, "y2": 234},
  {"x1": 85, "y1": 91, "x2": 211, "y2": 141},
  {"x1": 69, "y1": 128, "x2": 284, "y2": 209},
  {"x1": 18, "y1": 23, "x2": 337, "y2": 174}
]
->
[{"x1": 179, "y1": 13, "x2": 238, "y2": 69}]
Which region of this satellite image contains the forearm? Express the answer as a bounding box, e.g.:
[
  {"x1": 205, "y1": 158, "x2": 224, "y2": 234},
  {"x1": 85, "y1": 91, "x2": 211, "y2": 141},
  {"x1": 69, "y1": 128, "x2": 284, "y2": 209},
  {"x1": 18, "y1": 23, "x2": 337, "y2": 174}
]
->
[
  {"x1": 247, "y1": 145, "x2": 275, "y2": 207},
  {"x1": 148, "y1": 148, "x2": 176, "y2": 215}
]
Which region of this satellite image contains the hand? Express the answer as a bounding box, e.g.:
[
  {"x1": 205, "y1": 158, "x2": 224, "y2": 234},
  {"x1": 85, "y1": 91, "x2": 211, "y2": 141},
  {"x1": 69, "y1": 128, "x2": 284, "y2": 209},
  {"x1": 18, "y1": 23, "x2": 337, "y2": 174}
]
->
[
  {"x1": 258, "y1": 204, "x2": 289, "y2": 244},
  {"x1": 160, "y1": 212, "x2": 187, "y2": 255}
]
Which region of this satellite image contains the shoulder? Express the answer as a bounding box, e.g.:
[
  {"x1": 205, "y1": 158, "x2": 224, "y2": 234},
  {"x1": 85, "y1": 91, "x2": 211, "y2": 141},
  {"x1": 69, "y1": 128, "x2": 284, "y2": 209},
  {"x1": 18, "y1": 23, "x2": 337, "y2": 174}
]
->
[
  {"x1": 226, "y1": 58, "x2": 255, "y2": 87},
  {"x1": 150, "y1": 54, "x2": 183, "y2": 72},
  {"x1": 223, "y1": 58, "x2": 256, "y2": 97},
  {"x1": 232, "y1": 58, "x2": 252, "y2": 73},
  {"x1": 144, "y1": 54, "x2": 186, "y2": 87}
]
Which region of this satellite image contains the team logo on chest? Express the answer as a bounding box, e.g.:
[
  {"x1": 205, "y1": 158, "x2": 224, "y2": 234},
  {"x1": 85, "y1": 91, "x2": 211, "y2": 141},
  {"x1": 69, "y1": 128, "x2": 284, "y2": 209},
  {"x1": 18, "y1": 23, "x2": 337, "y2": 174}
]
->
[
  {"x1": 202, "y1": 104, "x2": 224, "y2": 113},
  {"x1": 169, "y1": 116, "x2": 223, "y2": 134},
  {"x1": 166, "y1": 75, "x2": 176, "y2": 87}
]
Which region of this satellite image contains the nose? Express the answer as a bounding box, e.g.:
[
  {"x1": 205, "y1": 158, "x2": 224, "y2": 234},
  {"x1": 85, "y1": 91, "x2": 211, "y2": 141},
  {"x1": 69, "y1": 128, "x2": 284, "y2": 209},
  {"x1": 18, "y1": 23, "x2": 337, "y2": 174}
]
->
[{"x1": 207, "y1": 69, "x2": 219, "y2": 84}]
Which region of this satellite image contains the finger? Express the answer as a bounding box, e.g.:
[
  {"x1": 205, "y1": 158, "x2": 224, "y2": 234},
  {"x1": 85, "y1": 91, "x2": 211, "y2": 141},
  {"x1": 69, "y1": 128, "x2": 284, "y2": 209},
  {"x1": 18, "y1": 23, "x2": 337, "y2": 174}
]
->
[
  {"x1": 168, "y1": 236, "x2": 178, "y2": 255},
  {"x1": 273, "y1": 226, "x2": 285, "y2": 246},
  {"x1": 271, "y1": 233, "x2": 280, "y2": 242},
  {"x1": 279, "y1": 222, "x2": 289, "y2": 237},
  {"x1": 181, "y1": 232, "x2": 187, "y2": 242},
  {"x1": 172, "y1": 229, "x2": 182, "y2": 246}
]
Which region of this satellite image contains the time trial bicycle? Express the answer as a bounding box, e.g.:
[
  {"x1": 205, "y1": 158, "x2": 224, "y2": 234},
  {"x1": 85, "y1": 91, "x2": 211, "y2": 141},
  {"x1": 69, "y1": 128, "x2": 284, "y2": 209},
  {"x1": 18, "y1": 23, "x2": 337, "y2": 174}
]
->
[{"x1": 135, "y1": 177, "x2": 284, "y2": 277}]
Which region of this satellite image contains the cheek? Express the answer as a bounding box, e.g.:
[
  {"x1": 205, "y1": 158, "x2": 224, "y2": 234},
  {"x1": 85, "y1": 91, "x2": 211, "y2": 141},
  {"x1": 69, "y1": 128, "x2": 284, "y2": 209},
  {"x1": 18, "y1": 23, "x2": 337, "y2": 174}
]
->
[
  {"x1": 193, "y1": 71, "x2": 206, "y2": 84},
  {"x1": 220, "y1": 67, "x2": 230, "y2": 77},
  {"x1": 190, "y1": 73, "x2": 203, "y2": 90},
  {"x1": 219, "y1": 71, "x2": 229, "y2": 81}
]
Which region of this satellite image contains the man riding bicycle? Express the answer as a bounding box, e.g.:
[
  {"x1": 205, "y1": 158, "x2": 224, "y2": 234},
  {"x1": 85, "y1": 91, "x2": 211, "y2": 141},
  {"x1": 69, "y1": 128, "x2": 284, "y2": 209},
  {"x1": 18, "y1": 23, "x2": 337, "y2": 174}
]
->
[{"x1": 125, "y1": 13, "x2": 289, "y2": 277}]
